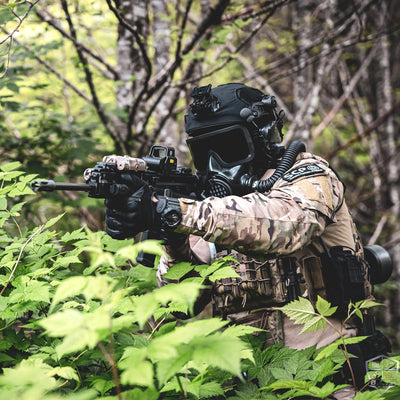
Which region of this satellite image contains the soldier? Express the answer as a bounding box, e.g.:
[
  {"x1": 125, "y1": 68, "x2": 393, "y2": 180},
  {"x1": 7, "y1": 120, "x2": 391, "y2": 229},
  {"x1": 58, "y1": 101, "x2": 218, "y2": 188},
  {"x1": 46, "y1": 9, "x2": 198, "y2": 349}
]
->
[{"x1": 105, "y1": 83, "x2": 383, "y2": 399}]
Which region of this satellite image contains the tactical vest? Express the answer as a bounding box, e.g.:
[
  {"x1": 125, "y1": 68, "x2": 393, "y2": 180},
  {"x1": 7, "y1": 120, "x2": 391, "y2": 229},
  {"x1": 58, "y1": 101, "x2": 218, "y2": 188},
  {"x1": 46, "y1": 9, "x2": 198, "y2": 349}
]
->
[
  {"x1": 212, "y1": 237, "x2": 373, "y2": 319},
  {"x1": 212, "y1": 249, "x2": 288, "y2": 317}
]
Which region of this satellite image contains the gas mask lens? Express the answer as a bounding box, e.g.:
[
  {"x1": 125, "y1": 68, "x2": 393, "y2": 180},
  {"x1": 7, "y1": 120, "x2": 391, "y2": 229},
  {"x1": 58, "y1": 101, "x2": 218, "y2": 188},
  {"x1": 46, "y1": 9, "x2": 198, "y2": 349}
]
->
[{"x1": 187, "y1": 124, "x2": 254, "y2": 171}]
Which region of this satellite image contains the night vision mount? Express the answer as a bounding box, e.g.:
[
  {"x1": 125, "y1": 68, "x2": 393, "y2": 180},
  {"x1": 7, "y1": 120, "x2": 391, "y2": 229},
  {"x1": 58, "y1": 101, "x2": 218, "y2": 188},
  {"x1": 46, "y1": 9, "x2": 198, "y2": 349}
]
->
[
  {"x1": 190, "y1": 84, "x2": 221, "y2": 119},
  {"x1": 240, "y1": 95, "x2": 285, "y2": 142}
]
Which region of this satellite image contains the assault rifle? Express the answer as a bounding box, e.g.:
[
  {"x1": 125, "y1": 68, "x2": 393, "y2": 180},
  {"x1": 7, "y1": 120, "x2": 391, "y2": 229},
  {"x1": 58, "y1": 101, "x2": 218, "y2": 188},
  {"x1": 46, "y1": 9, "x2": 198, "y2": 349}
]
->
[{"x1": 31, "y1": 145, "x2": 203, "y2": 267}]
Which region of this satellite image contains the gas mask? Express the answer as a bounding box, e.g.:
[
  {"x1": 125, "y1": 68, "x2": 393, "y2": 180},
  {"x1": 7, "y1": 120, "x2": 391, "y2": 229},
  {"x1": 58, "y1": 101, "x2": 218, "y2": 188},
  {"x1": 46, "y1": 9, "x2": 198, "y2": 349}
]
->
[{"x1": 187, "y1": 124, "x2": 255, "y2": 197}]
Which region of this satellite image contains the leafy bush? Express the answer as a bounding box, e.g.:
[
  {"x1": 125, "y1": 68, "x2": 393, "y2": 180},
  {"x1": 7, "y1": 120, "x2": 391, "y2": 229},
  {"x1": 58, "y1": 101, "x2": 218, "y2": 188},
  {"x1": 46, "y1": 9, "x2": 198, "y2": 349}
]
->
[{"x1": 0, "y1": 163, "x2": 399, "y2": 400}]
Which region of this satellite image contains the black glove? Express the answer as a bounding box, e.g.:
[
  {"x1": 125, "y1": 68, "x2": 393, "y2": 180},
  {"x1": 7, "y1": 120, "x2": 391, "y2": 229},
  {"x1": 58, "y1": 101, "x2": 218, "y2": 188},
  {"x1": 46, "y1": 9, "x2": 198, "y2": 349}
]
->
[{"x1": 105, "y1": 173, "x2": 182, "y2": 240}]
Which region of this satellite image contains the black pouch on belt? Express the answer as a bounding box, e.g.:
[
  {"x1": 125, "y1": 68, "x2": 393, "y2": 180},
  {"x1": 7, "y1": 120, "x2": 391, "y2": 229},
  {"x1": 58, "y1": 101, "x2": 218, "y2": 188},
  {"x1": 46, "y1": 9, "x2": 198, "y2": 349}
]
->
[{"x1": 320, "y1": 244, "x2": 367, "y2": 317}]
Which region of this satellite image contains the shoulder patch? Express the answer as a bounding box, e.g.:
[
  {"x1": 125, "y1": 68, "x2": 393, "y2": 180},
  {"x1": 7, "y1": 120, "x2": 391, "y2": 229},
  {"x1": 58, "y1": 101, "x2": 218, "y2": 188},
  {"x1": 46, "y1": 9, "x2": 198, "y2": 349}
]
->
[{"x1": 282, "y1": 164, "x2": 325, "y2": 182}]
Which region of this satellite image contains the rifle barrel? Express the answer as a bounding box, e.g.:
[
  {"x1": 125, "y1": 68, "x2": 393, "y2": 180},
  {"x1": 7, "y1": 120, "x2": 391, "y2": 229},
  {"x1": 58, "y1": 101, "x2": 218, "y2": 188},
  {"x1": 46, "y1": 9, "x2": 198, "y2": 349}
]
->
[{"x1": 31, "y1": 180, "x2": 90, "y2": 192}]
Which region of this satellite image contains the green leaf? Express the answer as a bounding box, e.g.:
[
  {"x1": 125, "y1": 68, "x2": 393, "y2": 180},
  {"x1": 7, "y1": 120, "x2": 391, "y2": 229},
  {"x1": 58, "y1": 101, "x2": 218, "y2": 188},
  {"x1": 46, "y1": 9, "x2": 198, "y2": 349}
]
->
[
  {"x1": 116, "y1": 240, "x2": 163, "y2": 261},
  {"x1": 342, "y1": 335, "x2": 368, "y2": 345},
  {"x1": 54, "y1": 255, "x2": 82, "y2": 268},
  {"x1": 1, "y1": 170, "x2": 24, "y2": 181},
  {"x1": 50, "y1": 366, "x2": 80, "y2": 381},
  {"x1": 270, "y1": 367, "x2": 295, "y2": 381},
  {"x1": 40, "y1": 307, "x2": 115, "y2": 356},
  {"x1": 40, "y1": 309, "x2": 85, "y2": 337},
  {"x1": 9, "y1": 201, "x2": 26, "y2": 216},
  {"x1": 126, "y1": 281, "x2": 203, "y2": 327},
  {"x1": 25, "y1": 281, "x2": 51, "y2": 303},
  {"x1": 88, "y1": 377, "x2": 115, "y2": 396},
  {"x1": 276, "y1": 296, "x2": 317, "y2": 324},
  {"x1": 0, "y1": 197, "x2": 7, "y2": 210},
  {"x1": 156, "y1": 351, "x2": 193, "y2": 384},
  {"x1": 208, "y1": 265, "x2": 240, "y2": 282},
  {"x1": 17, "y1": 173, "x2": 38, "y2": 183},
  {"x1": 222, "y1": 324, "x2": 263, "y2": 338},
  {"x1": 316, "y1": 296, "x2": 337, "y2": 316},
  {"x1": 0, "y1": 359, "x2": 57, "y2": 393},
  {"x1": 192, "y1": 334, "x2": 246, "y2": 377},
  {"x1": 308, "y1": 381, "x2": 342, "y2": 397},
  {"x1": 353, "y1": 391, "x2": 385, "y2": 400},
  {"x1": 61, "y1": 227, "x2": 87, "y2": 242},
  {"x1": 148, "y1": 318, "x2": 229, "y2": 361},
  {"x1": 51, "y1": 275, "x2": 115, "y2": 311},
  {"x1": 0, "y1": 161, "x2": 22, "y2": 172},
  {"x1": 355, "y1": 299, "x2": 383, "y2": 309},
  {"x1": 43, "y1": 213, "x2": 65, "y2": 229},
  {"x1": 198, "y1": 381, "x2": 225, "y2": 398},
  {"x1": 131, "y1": 292, "x2": 160, "y2": 329},
  {"x1": 299, "y1": 314, "x2": 327, "y2": 333},
  {"x1": 163, "y1": 262, "x2": 194, "y2": 280},
  {"x1": 119, "y1": 347, "x2": 154, "y2": 387},
  {"x1": 194, "y1": 255, "x2": 238, "y2": 278},
  {"x1": 315, "y1": 336, "x2": 368, "y2": 361},
  {"x1": 268, "y1": 379, "x2": 308, "y2": 390}
]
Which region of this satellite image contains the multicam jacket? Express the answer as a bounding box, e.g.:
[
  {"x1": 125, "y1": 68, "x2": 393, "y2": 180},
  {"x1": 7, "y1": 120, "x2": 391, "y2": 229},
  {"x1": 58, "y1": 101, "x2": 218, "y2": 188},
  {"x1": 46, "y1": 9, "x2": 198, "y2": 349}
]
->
[{"x1": 157, "y1": 152, "x2": 364, "y2": 347}]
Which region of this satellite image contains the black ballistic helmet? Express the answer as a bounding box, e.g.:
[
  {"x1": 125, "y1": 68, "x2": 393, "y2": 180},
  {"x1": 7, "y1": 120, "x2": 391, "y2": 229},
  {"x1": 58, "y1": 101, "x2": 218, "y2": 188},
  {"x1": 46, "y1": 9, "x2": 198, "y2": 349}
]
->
[{"x1": 185, "y1": 83, "x2": 284, "y2": 172}]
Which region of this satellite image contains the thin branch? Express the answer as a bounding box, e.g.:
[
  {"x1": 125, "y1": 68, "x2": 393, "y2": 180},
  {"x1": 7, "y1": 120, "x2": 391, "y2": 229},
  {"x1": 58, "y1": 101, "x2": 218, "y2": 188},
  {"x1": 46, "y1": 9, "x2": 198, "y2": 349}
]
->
[
  {"x1": 221, "y1": 0, "x2": 283, "y2": 22},
  {"x1": 97, "y1": 341, "x2": 122, "y2": 400},
  {"x1": 59, "y1": 0, "x2": 125, "y2": 153},
  {"x1": 311, "y1": 46, "x2": 377, "y2": 139},
  {"x1": 174, "y1": 0, "x2": 194, "y2": 64},
  {"x1": 0, "y1": 224, "x2": 45, "y2": 296},
  {"x1": 223, "y1": 39, "x2": 293, "y2": 121},
  {"x1": 105, "y1": 0, "x2": 152, "y2": 76},
  {"x1": 0, "y1": 0, "x2": 41, "y2": 46},
  {"x1": 1, "y1": 27, "x2": 92, "y2": 103},
  {"x1": 266, "y1": 25, "x2": 400, "y2": 84},
  {"x1": 104, "y1": 0, "x2": 153, "y2": 141},
  {"x1": 0, "y1": 34, "x2": 13, "y2": 78},
  {"x1": 183, "y1": 0, "x2": 292, "y2": 86},
  {"x1": 35, "y1": 8, "x2": 119, "y2": 80},
  {"x1": 285, "y1": 47, "x2": 342, "y2": 143},
  {"x1": 324, "y1": 100, "x2": 400, "y2": 161},
  {"x1": 4, "y1": 116, "x2": 22, "y2": 138},
  {"x1": 0, "y1": 1, "x2": 41, "y2": 77},
  {"x1": 252, "y1": 0, "x2": 378, "y2": 80},
  {"x1": 382, "y1": 231, "x2": 400, "y2": 250},
  {"x1": 368, "y1": 214, "x2": 388, "y2": 246},
  {"x1": 181, "y1": 0, "x2": 230, "y2": 57},
  {"x1": 146, "y1": 0, "x2": 230, "y2": 99}
]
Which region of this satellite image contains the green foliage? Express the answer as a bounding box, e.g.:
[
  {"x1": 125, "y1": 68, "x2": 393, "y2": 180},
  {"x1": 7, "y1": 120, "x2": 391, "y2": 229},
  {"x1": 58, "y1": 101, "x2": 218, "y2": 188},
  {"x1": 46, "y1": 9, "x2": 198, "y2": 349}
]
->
[{"x1": 0, "y1": 166, "x2": 398, "y2": 400}]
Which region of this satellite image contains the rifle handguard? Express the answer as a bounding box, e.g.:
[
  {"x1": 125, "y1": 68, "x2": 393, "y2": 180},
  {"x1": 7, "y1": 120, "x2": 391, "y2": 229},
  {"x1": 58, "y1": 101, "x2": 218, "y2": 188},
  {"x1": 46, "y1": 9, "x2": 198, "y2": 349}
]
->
[{"x1": 156, "y1": 196, "x2": 182, "y2": 229}]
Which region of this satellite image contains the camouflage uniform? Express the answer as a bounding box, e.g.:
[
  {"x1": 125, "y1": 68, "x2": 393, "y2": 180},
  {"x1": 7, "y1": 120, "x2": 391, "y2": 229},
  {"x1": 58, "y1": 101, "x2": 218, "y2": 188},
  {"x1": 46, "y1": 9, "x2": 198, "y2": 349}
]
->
[{"x1": 157, "y1": 152, "x2": 363, "y2": 398}]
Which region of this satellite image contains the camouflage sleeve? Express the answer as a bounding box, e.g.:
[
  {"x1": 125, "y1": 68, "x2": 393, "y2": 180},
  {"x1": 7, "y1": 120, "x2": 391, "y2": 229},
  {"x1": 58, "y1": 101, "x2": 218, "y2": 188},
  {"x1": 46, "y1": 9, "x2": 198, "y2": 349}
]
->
[{"x1": 175, "y1": 154, "x2": 344, "y2": 256}]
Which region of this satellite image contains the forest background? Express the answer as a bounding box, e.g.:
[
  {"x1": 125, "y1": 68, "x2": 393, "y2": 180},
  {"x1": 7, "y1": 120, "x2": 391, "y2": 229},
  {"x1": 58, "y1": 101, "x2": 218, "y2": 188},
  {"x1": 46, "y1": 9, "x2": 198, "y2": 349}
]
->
[{"x1": 0, "y1": 0, "x2": 400, "y2": 399}]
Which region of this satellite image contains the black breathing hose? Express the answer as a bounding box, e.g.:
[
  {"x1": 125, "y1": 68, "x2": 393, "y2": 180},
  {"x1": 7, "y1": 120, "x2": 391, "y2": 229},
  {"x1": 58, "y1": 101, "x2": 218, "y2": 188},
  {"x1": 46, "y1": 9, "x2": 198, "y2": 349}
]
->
[{"x1": 240, "y1": 139, "x2": 306, "y2": 193}]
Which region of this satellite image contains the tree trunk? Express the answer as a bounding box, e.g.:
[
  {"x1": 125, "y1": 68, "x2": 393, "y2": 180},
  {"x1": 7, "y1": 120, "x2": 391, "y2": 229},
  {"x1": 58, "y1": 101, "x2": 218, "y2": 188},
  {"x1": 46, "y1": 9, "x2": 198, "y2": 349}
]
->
[
  {"x1": 152, "y1": 0, "x2": 180, "y2": 156},
  {"x1": 373, "y1": 0, "x2": 400, "y2": 333},
  {"x1": 116, "y1": 0, "x2": 149, "y2": 145}
]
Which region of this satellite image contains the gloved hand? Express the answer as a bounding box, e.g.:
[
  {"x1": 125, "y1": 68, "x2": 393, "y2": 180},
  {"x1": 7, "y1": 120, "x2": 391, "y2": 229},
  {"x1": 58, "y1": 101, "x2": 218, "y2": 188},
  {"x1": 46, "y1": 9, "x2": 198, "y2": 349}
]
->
[
  {"x1": 105, "y1": 174, "x2": 156, "y2": 239},
  {"x1": 105, "y1": 173, "x2": 183, "y2": 240}
]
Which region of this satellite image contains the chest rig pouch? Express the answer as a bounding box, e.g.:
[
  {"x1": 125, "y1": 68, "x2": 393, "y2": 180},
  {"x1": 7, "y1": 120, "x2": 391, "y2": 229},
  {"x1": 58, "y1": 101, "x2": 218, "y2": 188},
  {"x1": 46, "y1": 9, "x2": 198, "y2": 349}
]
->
[
  {"x1": 303, "y1": 238, "x2": 372, "y2": 317},
  {"x1": 212, "y1": 249, "x2": 289, "y2": 316}
]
